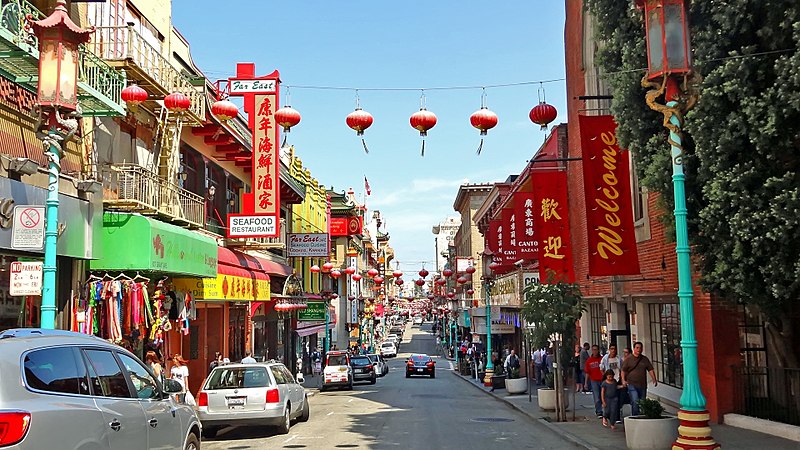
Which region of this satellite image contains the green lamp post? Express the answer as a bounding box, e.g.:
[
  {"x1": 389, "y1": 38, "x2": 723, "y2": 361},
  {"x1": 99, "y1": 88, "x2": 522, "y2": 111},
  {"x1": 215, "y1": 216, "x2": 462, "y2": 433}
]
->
[
  {"x1": 29, "y1": 0, "x2": 93, "y2": 329},
  {"x1": 482, "y1": 260, "x2": 496, "y2": 386},
  {"x1": 636, "y1": 1, "x2": 718, "y2": 448}
]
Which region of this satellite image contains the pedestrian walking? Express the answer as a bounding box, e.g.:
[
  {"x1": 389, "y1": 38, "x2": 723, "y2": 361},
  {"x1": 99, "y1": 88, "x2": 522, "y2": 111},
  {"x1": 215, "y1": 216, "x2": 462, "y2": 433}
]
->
[
  {"x1": 241, "y1": 351, "x2": 257, "y2": 364},
  {"x1": 503, "y1": 350, "x2": 520, "y2": 376},
  {"x1": 145, "y1": 351, "x2": 162, "y2": 380},
  {"x1": 621, "y1": 341, "x2": 658, "y2": 416},
  {"x1": 584, "y1": 344, "x2": 604, "y2": 417},
  {"x1": 532, "y1": 348, "x2": 544, "y2": 385},
  {"x1": 170, "y1": 354, "x2": 193, "y2": 405},
  {"x1": 579, "y1": 342, "x2": 590, "y2": 392},
  {"x1": 601, "y1": 370, "x2": 624, "y2": 430},
  {"x1": 208, "y1": 352, "x2": 223, "y2": 374},
  {"x1": 600, "y1": 344, "x2": 627, "y2": 423}
]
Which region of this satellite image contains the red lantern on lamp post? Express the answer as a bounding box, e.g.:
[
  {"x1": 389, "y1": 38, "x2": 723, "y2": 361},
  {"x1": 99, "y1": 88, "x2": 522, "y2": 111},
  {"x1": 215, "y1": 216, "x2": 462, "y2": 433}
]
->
[
  {"x1": 636, "y1": 0, "x2": 692, "y2": 82},
  {"x1": 121, "y1": 84, "x2": 148, "y2": 111},
  {"x1": 211, "y1": 98, "x2": 239, "y2": 122}
]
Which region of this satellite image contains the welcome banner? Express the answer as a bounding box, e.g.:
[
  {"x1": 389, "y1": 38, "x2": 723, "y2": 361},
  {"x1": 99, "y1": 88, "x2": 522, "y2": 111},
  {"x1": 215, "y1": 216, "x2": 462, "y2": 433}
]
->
[
  {"x1": 532, "y1": 170, "x2": 574, "y2": 283},
  {"x1": 579, "y1": 115, "x2": 640, "y2": 276}
]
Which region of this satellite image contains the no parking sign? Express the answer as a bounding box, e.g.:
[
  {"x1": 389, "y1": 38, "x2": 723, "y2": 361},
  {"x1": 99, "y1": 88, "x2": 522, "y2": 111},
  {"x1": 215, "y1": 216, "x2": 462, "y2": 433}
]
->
[{"x1": 11, "y1": 205, "x2": 45, "y2": 249}]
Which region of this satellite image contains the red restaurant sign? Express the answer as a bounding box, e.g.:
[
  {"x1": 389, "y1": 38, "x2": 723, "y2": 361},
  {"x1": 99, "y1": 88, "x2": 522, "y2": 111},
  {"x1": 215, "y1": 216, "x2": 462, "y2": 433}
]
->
[
  {"x1": 532, "y1": 170, "x2": 574, "y2": 283},
  {"x1": 330, "y1": 217, "x2": 363, "y2": 236},
  {"x1": 226, "y1": 64, "x2": 280, "y2": 238},
  {"x1": 579, "y1": 115, "x2": 640, "y2": 276}
]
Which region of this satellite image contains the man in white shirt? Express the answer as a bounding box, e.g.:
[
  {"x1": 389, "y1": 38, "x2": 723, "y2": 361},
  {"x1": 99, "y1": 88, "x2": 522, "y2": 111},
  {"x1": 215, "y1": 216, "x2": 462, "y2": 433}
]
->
[
  {"x1": 241, "y1": 351, "x2": 257, "y2": 364},
  {"x1": 532, "y1": 348, "x2": 544, "y2": 385}
]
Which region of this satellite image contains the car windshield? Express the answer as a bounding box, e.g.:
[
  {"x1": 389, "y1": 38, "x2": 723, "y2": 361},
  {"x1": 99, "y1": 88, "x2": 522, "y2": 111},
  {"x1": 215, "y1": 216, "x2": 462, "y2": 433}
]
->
[
  {"x1": 351, "y1": 357, "x2": 370, "y2": 365},
  {"x1": 411, "y1": 355, "x2": 431, "y2": 363},
  {"x1": 327, "y1": 355, "x2": 347, "y2": 366},
  {"x1": 205, "y1": 367, "x2": 271, "y2": 389},
  {"x1": 381, "y1": 343, "x2": 394, "y2": 348}
]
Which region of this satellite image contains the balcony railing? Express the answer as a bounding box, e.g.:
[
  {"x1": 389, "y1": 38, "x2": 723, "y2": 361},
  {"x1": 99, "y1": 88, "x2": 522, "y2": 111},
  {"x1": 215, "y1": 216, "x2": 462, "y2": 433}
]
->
[
  {"x1": 88, "y1": 25, "x2": 205, "y2": 123},
  {"x1": 101, "y1": 164, "x2": 205, "y2": 228},
  {"x1": 0, "y1": 0, "x2": 125, "y2": 116},
  {"x1": 732, "y1": 365, "x2": 800, "y2": 426}
]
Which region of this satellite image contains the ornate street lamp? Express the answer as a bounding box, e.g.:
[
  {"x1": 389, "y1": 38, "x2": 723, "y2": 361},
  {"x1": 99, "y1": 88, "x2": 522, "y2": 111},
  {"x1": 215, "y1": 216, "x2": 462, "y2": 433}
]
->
[
  {"x1": 636, "y1": 1, "x2": 717, "y2": 449},
  {"x1": 29, "y1": 0, "x2": 93, "y2": 329},
  {"x1": 483, "y1": 257, "x2": 495, "y2": 387}
]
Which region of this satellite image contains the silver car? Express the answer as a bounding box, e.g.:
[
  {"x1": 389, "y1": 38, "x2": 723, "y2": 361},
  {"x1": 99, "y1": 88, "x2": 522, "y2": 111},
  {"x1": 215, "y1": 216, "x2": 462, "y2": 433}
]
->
[
  {"x1": 0, "y1": 328, "x2": 201, "y2": 450},
  {"x1": 196, "y1": 362, "x2": 309, "y2": 438}
]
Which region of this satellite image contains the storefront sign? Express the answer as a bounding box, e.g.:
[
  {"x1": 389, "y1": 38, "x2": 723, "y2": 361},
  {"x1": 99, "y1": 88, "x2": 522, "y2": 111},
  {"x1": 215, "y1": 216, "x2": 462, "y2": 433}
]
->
[
  {"x1": 455, "y1": 257, "x2": 473, "y2": 273},
  {"x1": 471, "y1": 316, "x2": 515, "y2": 335},
  {"x1": 173, "y1": 274, "x2": 270, "y2": 302},
  {"x1": 579, "y1": 115, "x2": 641, "y2": 276},
  {"x1": 501, "y1": 208, "x2": 519, "y2": 265},
  {"x1": 299, "y1": 301, "x2": 326, "y2": 321},
  {"x1": 330, "y1": 216, "x2": 362, "y2": 236},
  {"x1": 489, "y1": 273, "x2": 520, "y2": 307},
  {"x1": 287, "y1": 233, "x2": 329, "y2": 257},
  {"x1": 514, "y1": 192, "x2": 538, "y2": 258},
  {"x1": 9, "y1": 261, "x2": 42, "y2": 296},
  {"x1": 90, "y1": 213, "x2": 218, "y2": 277},
  {"x1": 226, "y1": 66, "x2": 280, "y2": 238},
  {"x1": 11, "y1": 206, "x2": 44, "y2": 249},
  {"x1": 532, "y1": 171, "x2": 574, "y2": 283},
  {"x1": 522, "y1": 272, "x2": 540, "y2": 287}
]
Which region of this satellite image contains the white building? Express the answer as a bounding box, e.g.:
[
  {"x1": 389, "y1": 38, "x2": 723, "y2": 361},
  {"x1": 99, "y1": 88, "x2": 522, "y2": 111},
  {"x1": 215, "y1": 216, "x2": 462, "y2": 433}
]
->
[{"x1": 432, "y1": 217, "x2": 461, "y2": 273}]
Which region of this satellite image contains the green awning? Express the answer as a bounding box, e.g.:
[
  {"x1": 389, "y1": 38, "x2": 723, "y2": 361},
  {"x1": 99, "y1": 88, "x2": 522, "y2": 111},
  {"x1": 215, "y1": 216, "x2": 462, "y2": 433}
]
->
[{"x1": 90, "y1": 213, "x2": 218, "y2": 277}]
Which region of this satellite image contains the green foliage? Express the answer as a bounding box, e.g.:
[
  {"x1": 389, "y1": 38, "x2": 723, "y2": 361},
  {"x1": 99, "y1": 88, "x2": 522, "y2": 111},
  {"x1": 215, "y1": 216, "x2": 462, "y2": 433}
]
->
[
  {"x1": 521, "y1": 273, "x2": 586, "y2": 353},
  {"x1": 637, "y1": 397, "x2": 665, "y2": 420},
  {"x1": 584, "y1": 0, "x2": 800, "y2": 344},
  {"x1": 509, "y1": 367, "x2": 520, "y2": 379},
  {"x1": 545, "y1": 372, "x2": 555, "y2": 389}
]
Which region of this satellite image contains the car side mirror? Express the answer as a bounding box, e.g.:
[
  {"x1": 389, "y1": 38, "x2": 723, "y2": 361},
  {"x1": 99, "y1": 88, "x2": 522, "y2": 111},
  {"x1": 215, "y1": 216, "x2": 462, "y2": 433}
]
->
[{"x1": 163, "y1": 378, "x2": 184, "y2": 394}]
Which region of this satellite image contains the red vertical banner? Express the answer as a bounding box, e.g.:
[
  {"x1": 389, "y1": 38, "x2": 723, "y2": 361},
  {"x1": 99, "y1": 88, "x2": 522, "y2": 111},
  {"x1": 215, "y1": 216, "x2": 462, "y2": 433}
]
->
[
  {"x1": 532, "y1": 171, "x2": 574, "y2": 283},
  {"x1": 253, "y1": 94, "x2": 279, "y2": 216},
  {"x1": 579, "y1": 115, "x2": 640, "y2": 275},
  {"x1": 486, "y1": 219, "x2": 500, "y2": 256},
  {"x1": 502, "y1": 208, "x2": 518, "y2": 265},
  {"x1": 514, "y1": 191, "x2": 538, "y2": 259}
]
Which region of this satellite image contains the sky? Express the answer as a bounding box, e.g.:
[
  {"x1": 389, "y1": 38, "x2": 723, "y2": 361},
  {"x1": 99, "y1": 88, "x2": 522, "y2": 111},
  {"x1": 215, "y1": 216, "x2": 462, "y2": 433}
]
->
[{"x1": 172, "y1": 1, "x2": 568, "y2": 271}]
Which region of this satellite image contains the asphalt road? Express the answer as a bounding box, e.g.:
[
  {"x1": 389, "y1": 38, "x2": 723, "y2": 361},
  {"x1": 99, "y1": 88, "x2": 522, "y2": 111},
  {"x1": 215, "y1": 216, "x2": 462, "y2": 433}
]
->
[{"x1": 202, "y1": 323, "x2": 579, "y2": 450}]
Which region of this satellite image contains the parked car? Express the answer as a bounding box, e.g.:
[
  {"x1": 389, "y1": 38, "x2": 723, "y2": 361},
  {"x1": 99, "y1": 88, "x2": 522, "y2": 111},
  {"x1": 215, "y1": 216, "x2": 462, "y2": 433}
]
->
[
  {"x1": 0, "y1": 328, "x2": 201, "y2": 450},
  {"x1": 196, "y1": 362, "x2": 309, "y2": 438},
  {"x1": 406, "y1": 354, "x2": 436, "y2": 378},
  {"x1": 349, "y1": 355, "x2": 377, "y2": 384},
  {"x1": 366, "y1": 353, "x2": 389, "y2": 377},
  {"x1": 380, "y1": 342, "x2": 397, "y2": 358},
  {"x1": 321, "y1": 351, "x2": 352, "y2": 391}
]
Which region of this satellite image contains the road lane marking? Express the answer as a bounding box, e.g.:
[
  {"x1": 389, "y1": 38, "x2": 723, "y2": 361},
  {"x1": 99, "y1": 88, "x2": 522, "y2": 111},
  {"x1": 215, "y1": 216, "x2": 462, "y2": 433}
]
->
[{"x1": 283, "y1": 435, "x2": 298, "y2": 444}]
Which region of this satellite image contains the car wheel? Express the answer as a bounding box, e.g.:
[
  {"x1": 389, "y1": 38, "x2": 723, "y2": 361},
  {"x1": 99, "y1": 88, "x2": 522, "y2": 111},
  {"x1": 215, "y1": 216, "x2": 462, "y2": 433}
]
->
[
  {"x1": 185, "y1": 433, "x2": 200, "y2": 450},
  {"x1": 347, "y1": 379, "x2": 354, "y2": 390},
  {"x1": 370, "y1": 376, "x2": 376, "y2": 385},
  {"x1": 201, "y1": 426, "x2": 218, "y2": 439},
  {"x1": 277, "y1": 406, "x2": 291, "y2": 434},
  {"x1": 405, "y1": 372, "x2": 411, "y2": 378},
  {"x1": 431, "y1": 372, "x2": 436, "y2": 379},
  {"x1": 299, "y1": 396, "x2": 310, "y2": 422}
]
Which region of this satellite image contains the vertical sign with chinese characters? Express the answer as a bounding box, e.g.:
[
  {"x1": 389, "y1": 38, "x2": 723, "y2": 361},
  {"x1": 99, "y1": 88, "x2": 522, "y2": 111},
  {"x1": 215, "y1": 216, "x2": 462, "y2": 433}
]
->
[
  {"x1": 226, "y1": 65, "x2": 281, "y2": 238},
  {"x1": 501, "y1": 208, "x2": 518, "y2": 265},
  {"x1": 514, "y1": 192, "x2": 538, "y2": 258},
  {"x1": 532, "y1": 171, "x2": 574, "y2": 283},
  {"x1": 348, "y1": 254, "x2": 359, "y2": 324}
]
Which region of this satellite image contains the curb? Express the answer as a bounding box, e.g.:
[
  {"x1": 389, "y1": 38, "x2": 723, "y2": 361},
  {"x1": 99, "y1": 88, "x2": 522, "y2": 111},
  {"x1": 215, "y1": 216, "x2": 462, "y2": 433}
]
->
[{"x1": 451, "y1": 371, "x2": 599, "y2": 450}]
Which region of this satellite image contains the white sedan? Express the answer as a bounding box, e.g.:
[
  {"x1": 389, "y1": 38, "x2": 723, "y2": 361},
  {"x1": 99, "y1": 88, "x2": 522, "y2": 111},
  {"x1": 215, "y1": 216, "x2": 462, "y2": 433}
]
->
[{"x1": 380, "y1": 341, "x2": 397, "y2": 358}]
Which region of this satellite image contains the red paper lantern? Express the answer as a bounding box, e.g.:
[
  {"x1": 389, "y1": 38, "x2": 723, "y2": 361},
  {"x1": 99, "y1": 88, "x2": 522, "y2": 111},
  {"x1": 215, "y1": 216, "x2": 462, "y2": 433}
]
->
[
  {"x1": 310, "y1": 265, "x2": 321, "y2": 273},
  {"x1": 330, "y1": 269, "x2": 342, "y2": 279},
  {"x1": 344, "y1": 266, "x2": 356, "y2": 275},
  {"x1": 489, "y1": 261, "x2": 501, "y2": 271},
  {"x1": 409, "y1": 108, "x2": 437, "y2": 156},
  {"x1": 456, "y1": 276, "x2": 468, "y2": 285},
  {"x1": 367, "y1": 268, "x2": 379, "y2": 278},
  {"x1": 322, "y1": 262, "x2": 334, "y2": 273},
  {"x1": 346, "y1": 107, "x2": 374, "y2": 154},
  {"x1": 435, "y1": 278, "x2": 446, "y2": 286},
  {"x1": 331, "y1": 294, "x2": 339, "y2": 300},
  {"x1": 446, "y1": 292, "x2": 455, "y2": 299},
  {"x1": 427, "y1": 294, "x2": 435, "y2": 300},
  {"x1": 465, "y1": 265, "x2": 476, "y2": 274},
  {"x1": 470, "y1": 106, "x2": 499, "y2": 155},
  {"x1": 211, "y1": 99, "x2": 238, "y2": 122},
  {"x1": 466, "y1": 288, "x2": 475, "y2": 296},
  {"x1": 415, "y1": 279, "x2": 425, "y2": 287},
  {"x1": 442, "y1": 269, "x2": 454, "y2": 278},
  {"x1": 164, "y1": 92, "x2": 191, "y2": 113},
  {"x1": 274, "y1": 106, "x2": 301, "y2": 133},
  {"x1": 395, "y1": 279, "x2": 404, "y2": 286},
  {"x1": 348, "y1": 295, "x2": 356, "y2": 301},
  {"x1": 353, "y1": 274, "x2": 363, "y2": 282},
  {"x1": 373, "y1": 276, "x2": 384, "y2": 285},
  {"x1": 418, "y1": 268, "x2": 429, "y2": 278},
  {"x1": 529, "y1": 102, "x2": 557, "y2": 131},
  {"x1": 392, "y1": 270, "x2": 403, "y2": 279},
  {"x1": 121, "y1": 84, "x2": 147, "y2": 109}
]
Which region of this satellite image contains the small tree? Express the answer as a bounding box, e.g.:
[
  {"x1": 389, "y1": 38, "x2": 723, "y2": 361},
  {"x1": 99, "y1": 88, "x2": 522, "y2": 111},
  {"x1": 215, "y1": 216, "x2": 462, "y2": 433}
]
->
[{"x1": 521, "y1": 271, "x2": 586, "y2": 422}]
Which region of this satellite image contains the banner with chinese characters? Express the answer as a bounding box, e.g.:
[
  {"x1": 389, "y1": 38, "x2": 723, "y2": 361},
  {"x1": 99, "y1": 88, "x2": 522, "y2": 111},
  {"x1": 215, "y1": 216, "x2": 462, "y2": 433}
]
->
[
  {"x1": 253, "y1": 94, "x2": 278, "y2": 216},
  {"x1": 532, "y1": 170, "x2": 574, "y2": 283},
  {"x1": 514, "y1": 192, "x2": 538, "y2": 259},
  {"x1": 486, "y1": 218, "x2": 500, "y2": 255},
  {"x1": 500, "y1": 208, "x2": 519, "y2": 265},
  {"x1": 579, "y1": 115, "x2": 641, "y2": 276}
]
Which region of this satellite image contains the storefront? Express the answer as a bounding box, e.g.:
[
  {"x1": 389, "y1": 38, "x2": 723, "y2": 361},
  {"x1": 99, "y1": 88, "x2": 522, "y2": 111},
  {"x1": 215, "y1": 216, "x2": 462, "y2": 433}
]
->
[
  {"x1": 0, "y1": 177, "x2": 101, "y2": 332},
  {"x1": 88, "y1": 212, "x2": 217, "y2": 363}
]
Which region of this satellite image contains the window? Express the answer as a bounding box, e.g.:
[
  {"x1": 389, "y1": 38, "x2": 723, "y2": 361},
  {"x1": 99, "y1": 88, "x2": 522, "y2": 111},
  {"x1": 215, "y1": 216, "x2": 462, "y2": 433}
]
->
[
  {"x1": 279, "y1": 366, "x2": 295, "y2": 384},
  {"x1": 630, "y1": 155, "x2": 646, "y2": 222},
  {"x1": 23, "y1": 347, "x2": 90, "y2": 395},
  {"x1": 738, "y1": 305, "x2": 767, "y2": 368},
  {"x1": 118, "y1": 354, "x2": 160, "y2": 400},
  {"x1": 205, "y1": 367, "x2": 271, "y2": 390},
  {"x1": 84, "y1": 349, "x2": 133, "y2": 398},
  {"x1": 648, "y1": 303, "x2": 683, "y2": 388},
  {"x1": 270, "y1": 366, "x2": 288, "y2": 385},
  {"x1": 589, "y1": 303, "x2": 608, "y2": 353}
]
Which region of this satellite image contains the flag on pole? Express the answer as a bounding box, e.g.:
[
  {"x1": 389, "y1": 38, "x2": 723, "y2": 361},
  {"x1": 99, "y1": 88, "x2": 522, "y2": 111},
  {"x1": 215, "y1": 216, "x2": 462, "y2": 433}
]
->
[{"x1": 364, "y1": 176, "x2": 371, "y2": 196}]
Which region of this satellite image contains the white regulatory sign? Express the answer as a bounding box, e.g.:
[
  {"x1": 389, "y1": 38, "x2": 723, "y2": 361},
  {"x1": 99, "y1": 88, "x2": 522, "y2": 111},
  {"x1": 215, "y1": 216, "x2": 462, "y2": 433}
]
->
[
  {"x1": 10, "y1": 261, "x2": 43, "y2": 296},
  {"x1": 228, "y1": 215, "x2": 278, "y2": 237},
  {"x1": 11, "y1": 205, "x2": 45, "y2": 249}
]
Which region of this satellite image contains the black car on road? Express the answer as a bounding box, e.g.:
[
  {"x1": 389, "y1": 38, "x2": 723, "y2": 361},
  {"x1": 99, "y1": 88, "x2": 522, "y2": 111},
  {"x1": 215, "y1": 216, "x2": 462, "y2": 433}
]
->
[
  {"x1": 350, "y1": 355, "x2": 377, "y2": 384},
  {"x1": 406, "y1": 354, "x2": 435, "y2": 378}
]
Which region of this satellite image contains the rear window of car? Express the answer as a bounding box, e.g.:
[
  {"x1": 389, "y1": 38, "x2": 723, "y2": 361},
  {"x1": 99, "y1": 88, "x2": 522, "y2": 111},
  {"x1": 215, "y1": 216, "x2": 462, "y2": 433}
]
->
[
  {"x1": 327, "y1": 355, "x2": 348, "y2": 366},
  {"x1": 23, "y1": 347, "x2": 90, "y2": 395},
  {"x1": 411, "y1": 355, "x2": 431, "y2": 362},
  {"x1": 205, "y1": 367, "x2": 272, "y2": 390},
  {"x1": 381, "y1": 342, "x2": 394, "y2": 348},
  {"x1": 351, "y1": 357, "x2": 370, "y2": 365}
]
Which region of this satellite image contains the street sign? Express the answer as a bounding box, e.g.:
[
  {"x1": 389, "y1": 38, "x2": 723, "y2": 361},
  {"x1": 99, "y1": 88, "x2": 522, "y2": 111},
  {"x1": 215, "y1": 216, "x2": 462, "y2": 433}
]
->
[
  {"x1": 9, "y1": 261, "x2": 43, "y2": 296},
  {"x1": 11, "y1": 205, "x2": 44, "y2": 249},
  {"x1": 299, "y1": 301, "x2": 326, "y2": 321}
]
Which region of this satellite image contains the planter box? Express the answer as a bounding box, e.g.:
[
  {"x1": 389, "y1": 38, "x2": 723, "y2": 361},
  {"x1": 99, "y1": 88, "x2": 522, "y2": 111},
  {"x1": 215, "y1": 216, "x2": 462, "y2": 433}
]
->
[
  {"x1": 537, "y1": 388, "x2": 570, "y2": 411},
  {"x1": 491, "y1": 374, "x2": 506, "y2": 390},
  {"x1": 624, "y1": 415, "x2": 679, "y2": 450},
  {"x1": 505, "y1": 377, "x2": 528, "y2": 395}
]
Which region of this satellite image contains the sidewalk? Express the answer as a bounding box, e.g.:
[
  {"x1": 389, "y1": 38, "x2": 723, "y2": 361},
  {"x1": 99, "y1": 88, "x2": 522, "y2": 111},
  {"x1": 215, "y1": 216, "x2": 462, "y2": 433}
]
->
[{"x1": 451, "y1": 369, "x2": 799, "y2": 450}]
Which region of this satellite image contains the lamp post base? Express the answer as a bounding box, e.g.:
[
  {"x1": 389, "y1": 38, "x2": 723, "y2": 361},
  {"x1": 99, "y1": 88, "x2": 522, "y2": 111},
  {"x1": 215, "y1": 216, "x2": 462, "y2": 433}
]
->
[
  {"x1": 483, "y1": 367, "x2": 494, "y2": 386},
  {"x1": 672, "y1": 410, "x2": 720, "y2": 450}
]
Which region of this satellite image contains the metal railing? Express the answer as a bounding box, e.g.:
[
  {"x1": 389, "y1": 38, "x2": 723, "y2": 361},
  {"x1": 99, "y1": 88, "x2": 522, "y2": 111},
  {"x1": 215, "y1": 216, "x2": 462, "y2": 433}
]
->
[
  {"x1": 731, "y1": 365, "x2": 800, "y2": 426},
  {"x1": 88, "y1": 25, "x2": 205, "y2": 119},
  {"x1": 78, "y1": 46, "x2": 125, "y2": 115},
  {"x1": 101, "y1": 164, "x2": 204, "y2": 228}
]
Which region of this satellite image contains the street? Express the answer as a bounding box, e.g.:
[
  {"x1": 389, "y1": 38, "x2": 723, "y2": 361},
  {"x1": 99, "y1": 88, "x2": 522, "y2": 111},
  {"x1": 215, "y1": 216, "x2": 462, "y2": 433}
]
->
[{"x1": 202, "y1": 323, "x2": 580, "y2": 449}]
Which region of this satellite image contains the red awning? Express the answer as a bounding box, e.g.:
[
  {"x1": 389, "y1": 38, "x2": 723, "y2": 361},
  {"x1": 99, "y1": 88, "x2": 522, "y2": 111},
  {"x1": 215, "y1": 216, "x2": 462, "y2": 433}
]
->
[
  {"x1": 296, "y1": 323, "x2": 327, "y2": 337},
  {"x1": 218, "y1": 247, "x2": 293, "y2": 277},
  {"x1": 217, "y1": 247, "x2": 270, "y2": 281}
]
